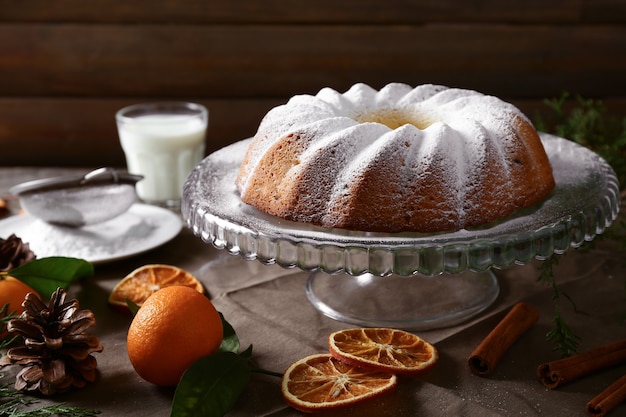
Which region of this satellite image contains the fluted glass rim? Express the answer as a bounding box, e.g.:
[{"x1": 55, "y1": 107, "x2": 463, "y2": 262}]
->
[{"x1": 182, "y1": 133, "x2": 620, "y2": 276}]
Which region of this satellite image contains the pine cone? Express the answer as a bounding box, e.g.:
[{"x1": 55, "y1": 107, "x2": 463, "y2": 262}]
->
[
  {"x1": 2, "y1": 288, "x2": 103, "y2": 396},
  {"x1": 0, "y1": 233, "x2": 36, "y2": 272}
]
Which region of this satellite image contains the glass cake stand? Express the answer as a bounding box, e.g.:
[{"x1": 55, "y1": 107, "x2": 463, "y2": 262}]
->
[{"x1": 182, "y1": 134, "x2": 620, "y2": 330}]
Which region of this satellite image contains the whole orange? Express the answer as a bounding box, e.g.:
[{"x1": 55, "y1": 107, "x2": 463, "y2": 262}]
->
[
  {"x1": 126, "y1": 285, "x2": 223, "y2": 387},
  {"x1": 0, "y1": 275, "x2": 36, "y2": 315}
]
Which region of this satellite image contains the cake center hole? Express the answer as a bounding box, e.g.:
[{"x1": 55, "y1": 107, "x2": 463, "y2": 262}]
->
[{"x1": 355, "y1": 110, "x2": 433, "y2": 130}]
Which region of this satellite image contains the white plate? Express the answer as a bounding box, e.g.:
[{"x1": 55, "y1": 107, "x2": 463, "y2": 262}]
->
[{"x1": 0, "y1": 204, "x2": 182, "y2": 264}]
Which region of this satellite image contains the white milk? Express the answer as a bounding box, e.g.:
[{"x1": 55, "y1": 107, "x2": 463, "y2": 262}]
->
[{"x1": 118, "y1": 114, "x2": 206, "y2": 204}]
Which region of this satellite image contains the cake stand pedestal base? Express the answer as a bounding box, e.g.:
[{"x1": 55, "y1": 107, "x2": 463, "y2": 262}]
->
[{"x1": 305, "y1": 270, "x2": 499, "y2": 331}]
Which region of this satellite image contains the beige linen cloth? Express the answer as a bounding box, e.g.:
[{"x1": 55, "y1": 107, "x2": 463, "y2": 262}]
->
[{"x1": 1, "y1": 168, "x2": 625, "y2": 416}]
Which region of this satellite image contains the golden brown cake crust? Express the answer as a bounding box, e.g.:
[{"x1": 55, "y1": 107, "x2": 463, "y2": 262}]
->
[{"x1": 236, "y1": 83, "x2": 555, "y2": 233}]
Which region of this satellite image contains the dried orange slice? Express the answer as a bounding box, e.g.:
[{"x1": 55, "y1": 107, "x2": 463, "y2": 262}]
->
[
  {"x1": 328, "y1": 328, "x2": 438, "y2": 375},
  {"x1": 281, "y1": 353, "x2": 397, "y2": 413},
  {"x1": 108, "y1": 264, "x2": 204, "y2": 311}
]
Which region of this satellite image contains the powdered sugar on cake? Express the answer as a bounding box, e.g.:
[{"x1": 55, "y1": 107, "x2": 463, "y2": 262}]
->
[{"x1": 235, "y1": 83, "x2": 555, "y2": 233}]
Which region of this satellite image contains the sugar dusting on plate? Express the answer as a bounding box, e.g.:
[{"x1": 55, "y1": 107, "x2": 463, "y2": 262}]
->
[{"x1": 0, "y1": 204, "x2": 182, "y2": 264}]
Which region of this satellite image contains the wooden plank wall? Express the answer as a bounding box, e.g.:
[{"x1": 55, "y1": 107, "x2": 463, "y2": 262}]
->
[{"x1": 0, "y1": 0, "x2": 625, "y2": 166}]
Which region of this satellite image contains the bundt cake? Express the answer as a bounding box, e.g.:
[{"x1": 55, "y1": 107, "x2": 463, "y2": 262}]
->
[{"x1": 235, "y1": 83, "x2": 555, "y2": 233}]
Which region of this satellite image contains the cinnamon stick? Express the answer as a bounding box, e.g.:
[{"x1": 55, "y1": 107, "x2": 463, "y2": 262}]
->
[
  {"x1": 538, "y1": 339, "x2": 626, "y2": 389},
  {"x1": 586, "y1": 374, "x2": 626, "y2": 417},
  {"x1": 468, "y1": 302, "x2": 539, "y2": 377}
]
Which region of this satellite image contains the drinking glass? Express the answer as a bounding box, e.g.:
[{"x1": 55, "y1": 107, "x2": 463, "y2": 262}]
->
[{"x1": 116, "y1": 102, "x2": 208, "y2": 208}]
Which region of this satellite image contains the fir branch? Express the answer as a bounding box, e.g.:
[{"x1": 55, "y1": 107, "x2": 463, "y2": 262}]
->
[
  {"x1": 0, "y1": 403, "x2": 100, "y2": 417},
  {"x1": 537, "y1": 254, "x2": 582, "y2": 357},
  {"x1": 0, "y1": 379, "x2": 36, "y2": 412},
  {"x1": 0, "y1": 375, "x2": 100, "y2": 417},
  {"x1": 534, "y1": 92, "x2": 626, "y2": 192},
  {"x1": 0, "y1": 303, "x2": 19, "y2": 350},
  {"x1": 534, "y1": 93, "x2": 626, "y2": 354},
  {"x1": 545, "y1": 313, "x2": 581, "y2": 358}
]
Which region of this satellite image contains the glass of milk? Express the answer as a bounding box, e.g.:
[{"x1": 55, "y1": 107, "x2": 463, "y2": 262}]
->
[{"x1": 116, "y1": 102, "x2": 208, "y2": 209}]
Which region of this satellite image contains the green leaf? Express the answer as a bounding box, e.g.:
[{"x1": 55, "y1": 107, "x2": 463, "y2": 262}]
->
[
  {"x1": 239, "y1": 344, "x2": 253, "y2": 359},
  {"x1": 8, "y1": 257, "x2": 94, "y2": 298},
  {"x1": 171, "y1": 352, "x2": 251, "y2": 417},
  {"x1": 125, "y1": 299, "x2": 140, "y2": 316},
  {"x1": 219, "y1": 313, "x2": 240, "y2": 353}
]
